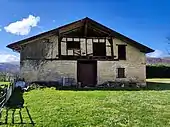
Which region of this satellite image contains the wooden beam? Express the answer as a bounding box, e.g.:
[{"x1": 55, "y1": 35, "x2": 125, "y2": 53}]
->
[
  {"x1": 88, "y1": 24, "x2": 110, "y2": 36},
  {"x1": 60, "y1": 26, "x2": 82, "y2": 36},
  {"x1": 79, "y1": 38, "x2": 81, "y2": 55},
  {"x1": 66, "y1": 38, "x2": 68, "y2": 55},
  {"x1": 84, "y1": 20, "x2": 88, "y2": 37},
  {"x1": 108, "y1": 38, "x2": 114, "y2": 58},
  {"x1": 85, "y1": 38, "x2": 87, "y2": 56},
  {"x1": 19, "y1": 33, "x2": 55, "y2": 46},
  {"x1": 84, "y1": 20, "x2": 88, "y2": 55},
  {"x1": 51, "y1": 41, "x2": 53, "y2": 59},
  {"x1": 59, "y1": 21, "x2": 83, "y2": 34},
  {"x1": 24, "y1": 55, "x2": 118, "y2": 61},
  {"x1": 60, "y1": 36, "x2": 111, "y2": 39},
  {"x1": 58, "y1": 35, "x2": 62, "y2": 58},
  {"x1": 116, "y1": 44, "x2": 127, "y2": 46}
]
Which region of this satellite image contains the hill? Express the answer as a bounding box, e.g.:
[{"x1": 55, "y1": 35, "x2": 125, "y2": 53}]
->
[
  {"x1": 0, "y1": 62, "x2": 20, "y2": 74},
  {"x1": 146, "y1": 57, "x2": 170, "y2": 65}
]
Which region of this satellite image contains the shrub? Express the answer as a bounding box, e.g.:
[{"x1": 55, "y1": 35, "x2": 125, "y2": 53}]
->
[{"x1": 146, "y1": 65, "x2": 170, "y2": 78}]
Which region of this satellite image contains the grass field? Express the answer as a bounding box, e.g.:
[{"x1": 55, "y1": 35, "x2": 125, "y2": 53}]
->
[{"x1": 1, "y1": 79, "x2": 170, "y2": 127}]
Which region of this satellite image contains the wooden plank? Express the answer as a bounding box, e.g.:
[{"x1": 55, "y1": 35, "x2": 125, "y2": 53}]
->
[
  {"x1": 60, "y1": 36, "x2": 111, "y2": 39},
  {"x1": 78, "y1": 38, "x2": 81, "y2": 55},
  {"x1": 88, "y1": 24, "x2": 110, "y2": 36},
  {"x1": 84, "y1": 20, "x2": 88, "y2": 37},
  {"x1": 66, "y1": 38, "x2": 68, "y2": 55},
  {"x1": 108, "y1": 38, "x2": 114, "y2": 58},
  {"x1": 85, "y1": 38, "x2": 87, "y2": 56},
  {"x1": 59, "y1": 21, "x2": 83, "y2": 34},
  {"x1": 58, "y1": 35, "x2": 62, "y2": 58},
  {"x1": 24, "y1": 55, "x2": 117, "y2": 61}
]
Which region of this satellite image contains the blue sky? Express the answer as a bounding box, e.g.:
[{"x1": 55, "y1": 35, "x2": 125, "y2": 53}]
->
[{"x1": 0, "y1": 0, "x2": 170, "y2": 62}]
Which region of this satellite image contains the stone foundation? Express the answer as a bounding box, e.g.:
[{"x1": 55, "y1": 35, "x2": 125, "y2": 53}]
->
[{"x1": 21, "y1": 59, "x2": 146, "y2": 86}]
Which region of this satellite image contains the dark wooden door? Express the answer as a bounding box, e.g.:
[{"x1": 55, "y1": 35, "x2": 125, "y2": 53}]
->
[{"x1": 77, "y1": 61, "x2": 97, "y2": 87}]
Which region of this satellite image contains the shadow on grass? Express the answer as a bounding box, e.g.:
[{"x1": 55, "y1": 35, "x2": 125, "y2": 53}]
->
[
  {"x1": 0, "y1": 87, "x2": 35, "y2": 126},
  {"x1": 0, "y1": 106, "x2": 35, "y2": 126},
  {"x1": 6, "y1": 87, "x2": 24, "y2": 108}
]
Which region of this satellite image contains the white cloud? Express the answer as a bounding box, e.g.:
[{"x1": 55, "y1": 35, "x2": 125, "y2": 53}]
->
[
  {"x1": 147, "y1": 50, "x2": 163, "y2": 58},
  {"x1": 0, "y1": 52, "x2": 20, "y2": 63},
  {"x1": 0, "y1": 28, "x2": 1, "y2": 32},
  {"x1": 4, "y1": 15, "x2": 40, "y2": 35}
]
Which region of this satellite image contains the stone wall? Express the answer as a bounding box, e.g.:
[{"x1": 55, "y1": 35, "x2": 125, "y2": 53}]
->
[
  {"x1": 97, "y1": 38, "x2": 146, "y2": 84},
  {"x1": 21, "y1": 60, "x2": 77, "y2": 85},
  {"x1": 97, "y1": 61, "x2": 146, "y2": 84}
]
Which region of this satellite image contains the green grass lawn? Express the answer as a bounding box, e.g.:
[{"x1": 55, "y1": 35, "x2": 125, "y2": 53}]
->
[{"x1": 1, "y1": 86, "x2": 170, "y2": 127}]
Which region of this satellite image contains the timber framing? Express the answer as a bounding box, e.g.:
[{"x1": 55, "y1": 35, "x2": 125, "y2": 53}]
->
[
  {"x1": 7, "y1": 17, "x2": 154, "y2": 53},
  {"x1": 25, "y1": 55, "x2": 118, "y2": 61},
  {"x1": 58, "y1": 36, "x2": 115, "y2": 60},
  {"x1": 108, "y1": 38, "x2": 114, "y2": 58}
]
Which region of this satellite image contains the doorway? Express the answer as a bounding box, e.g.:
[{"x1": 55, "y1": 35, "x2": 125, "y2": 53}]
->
[{"x1": 77, "y1": 60, "x2": 97, "y2": 87}]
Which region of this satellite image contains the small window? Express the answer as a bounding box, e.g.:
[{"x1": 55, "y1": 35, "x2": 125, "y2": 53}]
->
[
  {"x1": 117, "y1": 68, "x2": 125, "y2": 78},
  {"x1": 118, "y1": 45, "x2": 126, "y2": 60},
  {"x1": 67, "y1": 41, "x2": 80, "y2": 50}
]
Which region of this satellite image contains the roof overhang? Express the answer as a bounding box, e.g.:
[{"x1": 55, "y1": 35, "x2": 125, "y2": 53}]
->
[{"x1": 7, "y1": 17, "x2": 154, "y2": 53}]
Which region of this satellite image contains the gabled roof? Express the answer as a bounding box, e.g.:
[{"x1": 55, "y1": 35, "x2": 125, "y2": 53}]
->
[{"x1": 7, "y1": 17, "x2": 154, "y2": 53}]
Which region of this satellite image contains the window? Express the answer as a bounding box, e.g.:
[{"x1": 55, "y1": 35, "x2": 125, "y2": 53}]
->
[
  {"x1": 93, "y1": 43, "x2": 106, "y2": 56},
  {"x1": 117, "y1": 68, "x2": 125, "y2": 78},
  {"x1": 67, "y1": 41, "x2": 80, "y2": 50},
  {"x1": 118, "y1": 45, "x2": 126, "y2": 60}
]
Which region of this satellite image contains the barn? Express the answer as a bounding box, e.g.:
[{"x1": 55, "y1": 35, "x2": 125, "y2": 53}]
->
[{"x1": 7, "y1": 17, "x2": 154, "y2": 87}]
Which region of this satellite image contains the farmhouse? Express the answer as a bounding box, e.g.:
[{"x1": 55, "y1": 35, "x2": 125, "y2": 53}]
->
[{"x1": 7, "y1": 17, "x2": 154, "y2": 87}]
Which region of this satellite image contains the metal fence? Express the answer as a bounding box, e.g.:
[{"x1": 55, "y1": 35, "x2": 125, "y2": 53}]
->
[{"x1": 0, "y1": 83, "x2": 14, "y2": 116}]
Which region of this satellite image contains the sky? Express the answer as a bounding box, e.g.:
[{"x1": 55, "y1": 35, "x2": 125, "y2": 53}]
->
[{"x1": 0, "y1": 0, "x2": 170, "y2": 62}]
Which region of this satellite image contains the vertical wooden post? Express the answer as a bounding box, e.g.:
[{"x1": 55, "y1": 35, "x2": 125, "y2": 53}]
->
[
  {"x1": 73, "y1": 38, "x2": 75, "y2": 56},
  {"x1": 51, "y1": 41, "x2": 53, "y2": 59},
  {"x1": 66, "y1": 38, "x2": 68, "y2": 55},
  {"x1": 108, "y1": 37, "x2": 114, "y2": 58},
  {"x1": 85, "y1": 38, "x2": 87, "y2": 56},
  {"x1": 58, "y1": 35, "x2": 62, "y2": 59},
  {"x1": 104, "y1": 37, "x2": 106, "y2": 57},
  {"x1": 84, "y1": 20, "x2": 88, "y2": 56},
  {"x1": 84, "y1": 20, "x2": 88, "y2": 37},
  {"x1": 79, "y1": 38, "x2": 81, "y2": 56}
]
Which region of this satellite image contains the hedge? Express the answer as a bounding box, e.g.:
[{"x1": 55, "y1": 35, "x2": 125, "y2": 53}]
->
[{"x1": 146, "y1": 65, "x2": 170, "y2": 78}]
